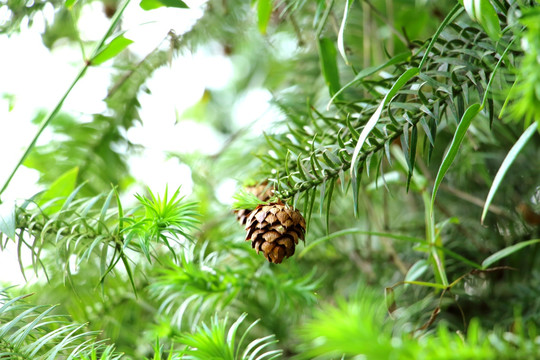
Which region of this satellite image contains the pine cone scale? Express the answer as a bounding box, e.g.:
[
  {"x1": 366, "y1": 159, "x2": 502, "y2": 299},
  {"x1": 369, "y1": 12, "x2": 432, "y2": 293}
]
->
[
  {"x1": 263, "y1": 231, "x2": 280, "y2": 242},
  {"x1": 244, "y1": 203, "x2": 306, "y2": 264}
]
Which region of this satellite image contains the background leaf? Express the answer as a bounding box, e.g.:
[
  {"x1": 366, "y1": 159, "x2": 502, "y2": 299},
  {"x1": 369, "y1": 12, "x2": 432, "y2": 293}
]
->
[
  {"x1": 0, "y1": 201, "x2": 16, "y2": 240},
  {"x1": 257, "y1": 0, "x2": 273, "y2": 34},
  {"x1": 431, "y1": 103, "x2": 480, "y2": 208},
  {"x1": 139, "y1": 0, "x2": 188, "y2": 10},
  {"x1": 463, "y1": 0, "x2": 501, "y2": 41},
  {"x1": 318, "y1": 37, "x2": 342, "y2": 98},
  {"x1": 481, "y1": 123, "x2": 537, "y2": 223},
  {"x1": 350, "y1": 67, "x2": 419, "y2": 182},
  {"x1": 91, "y1": 35, "x2": 134, "y2": 65},
  {"x1": 337, "y1": 0, "x2": 352, "y2": 65},
  {"x1": 482, "y1": 239, "x2": 540, "y2": 269},
  {"x1": 38, "y1": 167, "x2": 78, "y2": 214}
]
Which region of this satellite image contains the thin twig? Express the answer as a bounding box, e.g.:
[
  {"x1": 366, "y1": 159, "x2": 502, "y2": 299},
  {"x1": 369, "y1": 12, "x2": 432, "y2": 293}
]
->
[
  {"x1": 440, "y1": 184, "x2": 507, "y2": 217},
  {"x1": 416, "y1": 158, "x2": 508, "y2": 218},
  {"x1": 288, "y1": 13, "x2": 305, "y2": 46},
  {"x1": 107, "y1": 32, "x2": 173, "y2": 99}
]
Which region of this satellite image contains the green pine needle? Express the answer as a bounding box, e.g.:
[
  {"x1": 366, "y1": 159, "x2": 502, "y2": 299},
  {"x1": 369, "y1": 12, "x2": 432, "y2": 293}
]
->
[{"x1": 232, "y1": 189, "x2": 268, "y2": 211}]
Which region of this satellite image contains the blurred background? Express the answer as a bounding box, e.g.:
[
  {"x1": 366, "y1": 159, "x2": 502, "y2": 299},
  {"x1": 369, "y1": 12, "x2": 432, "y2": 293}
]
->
[{"x1": 1, "y1": 0, "x2": 540, "y2": 358}]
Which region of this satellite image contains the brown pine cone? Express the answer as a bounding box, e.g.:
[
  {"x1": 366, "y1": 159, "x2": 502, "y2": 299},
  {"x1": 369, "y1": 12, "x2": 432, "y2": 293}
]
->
[
  {"x1": 235, "y1": 183, "x2": 274, "y2": 225},
  {"x1": 245, "y1": 203, "x2": 306, "y2": 264}
]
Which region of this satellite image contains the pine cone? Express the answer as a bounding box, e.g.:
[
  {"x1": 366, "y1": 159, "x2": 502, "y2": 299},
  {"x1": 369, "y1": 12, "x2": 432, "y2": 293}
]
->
[
  {"x1": 245, "y1": 203, "x2": 306, "y2": 264},
  {"x1": 235, "y1": 183, "x2": 274, "y2": 225}
]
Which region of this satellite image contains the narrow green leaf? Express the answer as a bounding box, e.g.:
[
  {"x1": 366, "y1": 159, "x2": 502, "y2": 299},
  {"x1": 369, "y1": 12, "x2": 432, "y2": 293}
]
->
[
  {"x1": 406, "y1": 125, "x2": 418, "y2": 192},
  {"x1": 418, "y1": 4, "x2": 462, "y2": 70},
  {"x1": 325, "y1": 178, "x2": 335, "y2": 234},
  {"x1": 352, "y1": 166, "x2": 362, "y2": 217},
  {"x1": 65, "y1": 0, "x2": 78, "y2": 8},
  {"x1": 306, "y1": 188, "x2": 317, "y2": 231},
  {"x1": 91, "y1": 35, "x2": 133, "y2": 65},
  {"x1": 327, "y1": 51, "x2": 411, "y2": 108},
  {"x1": 463, "y1": 0, "x2": 476, "y2": 21},
  {"x1": 322, "y1": 149, "x2": 340, "y2": 167},
  {"x1": 313, "y1": 0, "x2": 327, "y2": 28},
  {"x1": 315, "y1": 0, "x2": 334, "y2": 38},
  {"x1": 38, "y1": 167, "x2": 79, "y2": 215},
  {"x1": 481, "y1": 123, "x2": 537, "y2": 223},
  {"x1": 60, "y1": 182, "x2": 86, "y2": 212},
  {"x1": 350, "y1": 68, "x2": 419, "y2": 183},
  {"x1": 98, "y1": 189, "x2": 115, "y2": 233},
  {"x1": 402, "y1": 281, "x2": 447, "y2": 290},
  {"x1": 257, "y1": 0, "x2": 273, "y2": 34},
  {"x1": 310, "y1": 152, "x2": 323, "y2": 180},
  {"x1": 114, "y1": 187, "x2": 124, "y2": 233},
  {"x1": 434, "y1": 244, "x2": 482, "y2": 269},
  {"x1": 419, "y1": 117, "x2": 434, "y2": 146},
  {"x1": 0, "y1": 202, "x2": 16, "y2": 240},
  {"x1": 401, "y1": 126, "x2": 410, "y2": 175},
  {"x1": 346, "y1": 116, "x2": 360, "y2": 141},
  {"x1": 319, "y1": 179, "x2": 326, "y2": 215},
  {"x1": 481, "y1": 239, "x2": 540, "y2": 269},
  {"x1": 232, "y1": 189, "x2": 267, "y2": 211},
  {"x1": 405, "y1": 260, "x2": 429, "y2": 283},
  {"x1": 337, "y1": 0, "x2": 353, "y2": 65},
  {"x1": 339, "y1": 168, "x2": 346, "y2": 193},
  {"x1": 384, "y1": 287, "x2": 397, "y2": 314},
  {"x1": 11, "y1": 306, "x2": 57, "y2": 347},
  {"x1": 431, "y1": 103, "x2": 480, "y2": 208},
  {"x1": 231, "y1": 314, "x2": 249, "y2": 357},
  {"x1": 481, "y1": 37, "x2": 516, "y2": 109},
  {"x1": 120, "y1": 252, "x2": 138, "y2": 295},
  {"x1": 140, "y1": 0, "x2": 188, "y2": 10},
  {"x1": 318, "y1": 38, "x2": 341, "y2": 98},
  {"x1": 463, "y1": 0, "x2": 501, "y2": 41}
]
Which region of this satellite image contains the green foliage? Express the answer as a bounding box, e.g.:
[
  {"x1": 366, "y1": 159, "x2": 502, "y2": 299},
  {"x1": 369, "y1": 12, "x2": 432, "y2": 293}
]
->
[
  {"x1": 139, "y1": 0, "x2": 188, "y2": 11},
  {"x1": 0, "y1": 0, "x2": 65, "y2": 35},
  {"x1": 232, "y1": 189, "x2": 268, "y2": 211},
  {"x1": 38, "y1": 167, "x2": 79, "y2": 215},
  {"x1": 297, "y1": 289, "x2": 395, "y2": 359},
  {"x1": 1, "y1": 0, "x2": 540, "y2": 359},
  {"x1": 148, "y1": 241, "x2": 319, "y2": 332},
  {"x1": 0, "y1": 203, "x2": 16, "y2": 241},
  {"x1": 481, "y1": 123, "x2": 539, "y2": 223},
  {"x1": 126, "y1": 186, "x2": 199, "y2": 261},
  {"x1": 91, "y1": 34, "x2": 134, "y2": 66},
  {"x1": 509, "y1": 6, "x2": 540, "y2": 127},
  {"x1": 256, "y1": 0, "x2": 273, "y2": 34},
  {"x1": 318, "y1": 37, "x2": 342, "y2": 98},
  {"x1": 176, "y1": 313, "x2": 281, "y2": 360},
  {"x1": 0, "y1": 290, "x2": 105, "y2": 359},
  {"x1": 78, "y1": 346, "x2": 124, "y2": 360},
  {"x1": 1, "y1": 185, "x2": 198, "y2": 291},
  {"x1": 298, "y1": 289, "x2": 540, "y2": 359},
  {"x1": 462, "y1": 0, "x2": 501, "y2": 42},
  {"x1": 23, "y1": 112, "x2": 133, "y2": 196}
]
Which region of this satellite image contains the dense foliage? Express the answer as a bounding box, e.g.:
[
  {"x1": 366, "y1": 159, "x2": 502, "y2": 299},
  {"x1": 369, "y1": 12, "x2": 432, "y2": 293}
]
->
[{"x1": 1, "y1": 0, "x2": 540, "y2": 358}]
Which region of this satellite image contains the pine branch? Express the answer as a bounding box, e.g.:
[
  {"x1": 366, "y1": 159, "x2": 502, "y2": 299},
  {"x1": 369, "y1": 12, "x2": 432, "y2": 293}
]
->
[
  {"x1": 0, "y1": 290, "x2": 108, "y2": 359},
  {"x1": 260, "y1": 7, "x2": 521, "y2": 222},
  {"x1": 3, "y1": 186, "x2": 199, "y2": 290}
]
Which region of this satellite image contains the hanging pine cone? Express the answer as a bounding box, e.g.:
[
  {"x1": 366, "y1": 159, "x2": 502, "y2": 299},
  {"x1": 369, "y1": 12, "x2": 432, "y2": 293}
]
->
[
  {"x1": 235, "y1": 183, "x2": 274, "y2": 226},
  {"x1": 245, "y1": 203, "x2": 306, "y2": 264}
]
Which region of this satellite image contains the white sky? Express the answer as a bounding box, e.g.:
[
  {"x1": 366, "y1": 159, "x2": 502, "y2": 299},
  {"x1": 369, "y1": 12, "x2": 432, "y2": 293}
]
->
[{"x1": 0, "y1": 0, "x2": 275, "y2": 285}]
